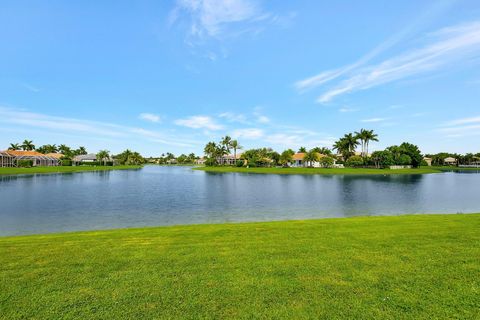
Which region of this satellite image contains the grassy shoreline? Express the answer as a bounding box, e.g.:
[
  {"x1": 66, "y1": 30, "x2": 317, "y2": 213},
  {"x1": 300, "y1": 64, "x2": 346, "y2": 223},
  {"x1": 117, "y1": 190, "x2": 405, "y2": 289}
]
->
[
  {"x1": 194, "y1": 166, "x2": 442, "y2": 175},
  {"x1": 0, "y1": 165, "x2": 143, "y2": 175},
  {"x1": 1, "y1": 213, "x2": 478, "y2": 318}
]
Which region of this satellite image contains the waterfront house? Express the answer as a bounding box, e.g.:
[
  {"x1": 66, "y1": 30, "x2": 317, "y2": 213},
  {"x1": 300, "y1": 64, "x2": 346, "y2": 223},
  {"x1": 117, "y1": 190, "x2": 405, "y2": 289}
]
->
[
  {"x1": 5, "y1": 150, "x2": 60, "y2": 167},
  {"x1": 217, "y1": 154, "x2": 242, "y2": 166},
  {"x1": 291, "y1": 153, "x2": 336, "y2": 168},
  {"x1": 444, "y1": 157, "x2": 457, "y2": 166},
  {"x1": 73, "y1": 154, "x2": 98, "y2": 166},
  {"x1": 423, "y1": 157, "x2": 432, "y2": 166},
  {"x1": 195, "y1": 157, "x2": 206, "y2": 165},
  {"x1": 0, "y1": 151, "x2": 15, "y2": 167}
]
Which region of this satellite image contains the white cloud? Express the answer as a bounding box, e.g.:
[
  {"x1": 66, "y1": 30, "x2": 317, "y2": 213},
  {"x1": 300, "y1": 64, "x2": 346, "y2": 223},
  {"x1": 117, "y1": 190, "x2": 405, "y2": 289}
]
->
[
  {"x1": 219, "y1": 112, "x2": 248, "y2": 123},
  {"x1": 139, "y1": 113, "x2": 161, "y2": 123},
  {"x1": 0, "y1": 107, "x2": 198, "y2": 148},
  {"x1": 175, "y1": 115, "x2": 224, "y2": 130},
  {"x1": 361, "y1": 118, "x2": 388, "y2": 123},
  {"x1": 171, "y1": 0, "x2": 265, "y2": 38},
  {"x1": 339, "y1": 107, "x2": 357, "y2": 113},
  {"x1": 232, "y1": 128, "x2": 264, "y2": 139},
  {"x1": 21, "y1": 83, "x2": 41, "y2": 93},
  {"x1": 296, "y1": 20, "x2": 480, "y2": 103},
  {"x1": 446, "y1": 115, "x2": 480, "y2": 126}
]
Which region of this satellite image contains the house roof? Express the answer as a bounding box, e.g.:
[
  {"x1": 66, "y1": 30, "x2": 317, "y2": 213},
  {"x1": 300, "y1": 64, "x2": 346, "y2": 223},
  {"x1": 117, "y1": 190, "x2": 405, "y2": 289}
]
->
[
  {"x1": 5, "y1": 150, "x2": 45, "y2": 157},
  {"x1": 45, "y1": 153, "x2": 64, "y2": 159},
  {"x1": 73, "y1": 154, "x2": 97, "y2": 161},
  {"x1": 292, "y1": 152, "x2": 327, "y2": 160}
]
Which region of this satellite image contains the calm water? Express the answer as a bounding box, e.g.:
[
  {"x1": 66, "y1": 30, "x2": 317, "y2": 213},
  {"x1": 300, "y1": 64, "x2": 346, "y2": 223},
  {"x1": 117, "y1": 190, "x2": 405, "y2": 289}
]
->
[{"x1": 0, "y1": 165, "x2": 479, "y2": 236}]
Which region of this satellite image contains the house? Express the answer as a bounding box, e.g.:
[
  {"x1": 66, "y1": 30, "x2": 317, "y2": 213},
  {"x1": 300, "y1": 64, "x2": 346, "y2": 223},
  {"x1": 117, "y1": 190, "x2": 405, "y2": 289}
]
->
[
  {"x1": 4, "y1": 150, "x2": 60, "y2": 167},
  {"x1": 217, "y1": 154, "x2": 242, "y2": 166},
  {"x1": 291, "y1": 153, "x2": 337, "y2": 168},
  {"x1": 0, "y1": 151, "x2": 15, "y2": 167},
  {"x1": 423, "y1": 157, "x2": 432, "y2": 166},
  {"x1": 73, "y1": 154, "x2": 98, "y2": 166},
  {"x1": 45, "y1": 153, "x2": 64, "y2": 160},
  {"x1": 444, "y1": 157, "x2": 457, "y2": 166},
  {"x1": 195, "y1": 157, "x2": 206, "y2": 165}
]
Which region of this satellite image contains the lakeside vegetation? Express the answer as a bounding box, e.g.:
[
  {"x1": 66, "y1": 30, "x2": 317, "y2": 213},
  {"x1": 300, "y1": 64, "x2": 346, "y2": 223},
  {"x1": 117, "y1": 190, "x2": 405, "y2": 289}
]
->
[
  {"x1": 1, "y1": 214, "x2": 478, "y2": 319},
  {"x1": 0, "y1": 165, "x2": 143, "y2": 175},
  {"x1": 195, "y1": 166, "x2": 442, "y2": 175}
]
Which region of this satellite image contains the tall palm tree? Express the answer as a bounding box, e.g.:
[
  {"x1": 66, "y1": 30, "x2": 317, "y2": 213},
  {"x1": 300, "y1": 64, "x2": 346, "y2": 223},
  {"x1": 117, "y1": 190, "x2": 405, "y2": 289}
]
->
[
  {"x1": 343, "y1": 133, "x2": 359, "y2": 153},
  {"x1": 298, "y1": 147, "x2": 307, "y2": 153},
  {"x1": 76, "y1": 146, "x2": 87, "y2": 155},
  {"x1": 355, "y1": 129, "x2": 368, "y2": 157},
  {"x1": 8, "y1": 143, "x2": 20, "y2": 150},
  {"x1": 204, "y1": 142, "x2": 217, "y2": 158},
  {"x1": 231, "y1": 140, "x2": 242, "y2": 162},
  {"x1": 96, "y1": 150, "x2": 110, "y2": 166},
  {"x1": 21, "y1": 140, "x2": 35, "y2": 151},
  {"x1": 364, "y1": 129, "x2": 379, "y2": 156},
  {"x1": 221, "y1": 136, "x2": 232, "y2": 154}
]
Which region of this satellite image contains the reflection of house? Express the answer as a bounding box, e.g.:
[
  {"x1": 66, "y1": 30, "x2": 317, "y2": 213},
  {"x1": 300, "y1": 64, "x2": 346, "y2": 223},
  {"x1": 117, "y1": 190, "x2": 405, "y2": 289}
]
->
[
  {"x1": 0, "y1": 151, "x2": 15, "y2": 167},
  {"x1": 291, "y1": 153, "x2": 336, "y2": 168},
  {"x1": 444, "y1": 157, "x2": 457, "y2": 166},
  {"x1": 73, "y1": 154, "x2": 97, "y2": 166},
  {"x1": 4, "y1": 150, "x2": 60, "y2": 166},
  {"x1": 423, "y1": 157, "x2": 432, "y2": 166},
  {"x1": 217, "y1": 154, "x2": 242, "y2": 165}
]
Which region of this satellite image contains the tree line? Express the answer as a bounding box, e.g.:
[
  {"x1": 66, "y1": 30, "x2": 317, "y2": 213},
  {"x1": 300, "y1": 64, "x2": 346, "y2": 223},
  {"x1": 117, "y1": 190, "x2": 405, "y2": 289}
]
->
[{"x1": 7, "y1": 140, "x2": 144, "y2": 166}]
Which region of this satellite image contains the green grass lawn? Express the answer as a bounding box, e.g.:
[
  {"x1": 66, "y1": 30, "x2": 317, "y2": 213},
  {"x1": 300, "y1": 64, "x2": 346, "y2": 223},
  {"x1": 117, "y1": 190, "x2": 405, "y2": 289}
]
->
[
  {"x1": 1, "y1": 214, "x2": 478, "y2": 319},
  {"x1": 0, "y1": 165, "x2": 143, "y2": 175},
  {"x1": 195, "y1": 166, "x2": 442, "y2": 175}
]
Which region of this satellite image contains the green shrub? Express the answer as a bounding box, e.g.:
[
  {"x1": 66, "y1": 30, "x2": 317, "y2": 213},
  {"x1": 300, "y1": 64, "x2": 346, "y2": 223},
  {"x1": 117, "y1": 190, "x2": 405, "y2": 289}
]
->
[
  {"x1": 204, "y1": 158, "x2": 217, "y2": 167},
  {"x1": 397, "y1": 154, "x2": 412, "y2": 166},
  {"x1": 319, "y1": 156, "x2": 335, "y2": 168},
  {"x1": 235, "y1": 160, "x2": 244, "y2": 167},
  {"x1": 346, "y1": 155, "x2": 364, "y2": 168},
  {"x1": 61, "y1": 159, "x2": 72, "y2": 166},
  {"x1": 17, "y1": 160, "x2": 34, "y2": 168}
]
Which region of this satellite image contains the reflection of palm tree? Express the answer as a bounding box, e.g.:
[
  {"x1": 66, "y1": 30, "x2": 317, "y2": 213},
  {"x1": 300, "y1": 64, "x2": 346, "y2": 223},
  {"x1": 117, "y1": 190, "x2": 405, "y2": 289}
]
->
[{"x1": 22, "y1": 140, "x2": 35, "y2": 151}]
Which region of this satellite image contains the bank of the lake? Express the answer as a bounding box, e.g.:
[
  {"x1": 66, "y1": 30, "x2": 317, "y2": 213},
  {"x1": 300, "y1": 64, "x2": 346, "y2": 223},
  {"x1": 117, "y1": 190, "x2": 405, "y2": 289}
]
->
[
  {"x1": 1, "y1": 213, "x2": 478, "y2": 319},
  {"x1": 194, "y1": 166, "x2": 442, "y2": 175},
  {"x1": 0, "y1": 165, "x2": 143, "y2": 175}
]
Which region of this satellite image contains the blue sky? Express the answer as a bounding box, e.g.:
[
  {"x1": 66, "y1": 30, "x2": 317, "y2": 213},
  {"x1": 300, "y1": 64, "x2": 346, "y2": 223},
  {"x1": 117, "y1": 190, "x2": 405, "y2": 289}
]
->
[{"x1": 1, "y1": 0, "x2": 480, "y2": 156}]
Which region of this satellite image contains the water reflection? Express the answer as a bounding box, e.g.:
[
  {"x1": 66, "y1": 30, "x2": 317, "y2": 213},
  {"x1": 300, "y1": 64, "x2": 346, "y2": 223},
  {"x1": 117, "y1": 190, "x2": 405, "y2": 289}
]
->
[{"x1": 0, "y1": 166, "x2": 479, "y2": 236}]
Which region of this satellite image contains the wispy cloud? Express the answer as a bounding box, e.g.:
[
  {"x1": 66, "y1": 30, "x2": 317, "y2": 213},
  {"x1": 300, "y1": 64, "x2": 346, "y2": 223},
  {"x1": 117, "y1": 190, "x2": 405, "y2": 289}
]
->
[
  {"x1": 175, "y1": 115, "x2": 224, "y2": 130},
  {"x1": 139, "y1": 113, "x2": 161, "y2": 123},
  {"x1": 297, "y1": 20, "x2": 480, "y2": 103},
  {"x1": 21, "y1": 83, "x2": 41, "y2": 93},
  {"x1": 361, "y1": 118, "x2": 389, "y2": 123},
  {"x1": 219, "y1": 112, "x2": 248, "y2": 124},
  {"x1": 295, "y1": 1, "x2": 455, "y2": 93},
  {"x1": 171, "y1": 0, "x2": 268, "y2": 40},
  {"x1": 0, "y1": 107, "x2": 198, "y2": 148},
  {"x1": 231, "y1": 128, "x2": 264, "y2": 139},
  {"x1": 438, "y1": 115, "x2": 480, "y2": 138}
]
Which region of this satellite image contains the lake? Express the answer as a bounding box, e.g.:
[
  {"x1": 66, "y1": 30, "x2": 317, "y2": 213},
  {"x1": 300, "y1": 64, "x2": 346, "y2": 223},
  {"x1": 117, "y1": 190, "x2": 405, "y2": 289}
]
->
[{"x1": 0, "y1": 165, "x2": 479, "y2": 236}]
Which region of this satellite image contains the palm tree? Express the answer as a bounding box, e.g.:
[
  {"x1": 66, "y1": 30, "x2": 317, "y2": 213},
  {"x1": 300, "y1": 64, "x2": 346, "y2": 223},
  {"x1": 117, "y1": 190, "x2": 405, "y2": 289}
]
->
[
  {"x1": 75, "y1": 146, "x2": 87, "y2": 155},
  {"x1": 221, "y1": 136, "x2": 232, "y2": 154},
  {"x1": 333, "y1": 138, "x2": 352, "y2": 160},
  {"x1": 343, "y1": 133, "x2": 359, "y2": 153},
  {"x1": 298, "y1": 147, "x2": 307, "y2": 153},
  {"x1": 303, "y1": 150, "x2": 319, "y2": 167},
  {"x1": 21, "y1": 140, "x2": 35, "y2": 151},
  {"x1": 231, "y1": 140, "x2": 242, "y2": 162},
  {"x1": 8, "y1": 143, "x2": 20, "y2": 150},
  {"x1": 204, "y1": 142, "x2": 218, "y2": 158},
  {"x1": 364, "y1": 129, "x2": 379, "y2": 156},
  {"x1": 355, "y1": 129, "x2": 368, "y2": 157},
  {"x1": 96, "y1": 150, "x2": 110, "y2": 166}
]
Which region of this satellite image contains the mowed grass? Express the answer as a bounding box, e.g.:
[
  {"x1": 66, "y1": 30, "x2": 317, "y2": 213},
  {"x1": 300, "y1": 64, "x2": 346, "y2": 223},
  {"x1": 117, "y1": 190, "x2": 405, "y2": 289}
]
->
[
  {"x1": 1, "y1": 214, "x2": 479, "y2": 319},
  {"x1": 0, "y1": 165, "x2": 142, "y2": 175},
  {"x1": 195, "y1": 166, "x2": 442, "y2": 175}
]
